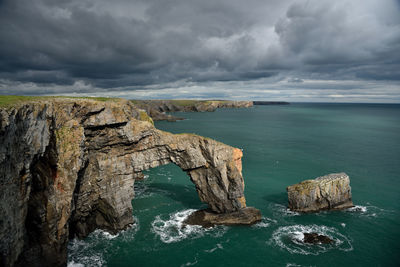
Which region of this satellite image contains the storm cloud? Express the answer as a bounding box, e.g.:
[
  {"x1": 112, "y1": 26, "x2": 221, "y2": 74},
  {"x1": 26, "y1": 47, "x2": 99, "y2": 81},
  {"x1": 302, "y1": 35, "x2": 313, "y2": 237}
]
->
[{"x1": 0, "y1": 0, "x2": 399, "y2": 101}]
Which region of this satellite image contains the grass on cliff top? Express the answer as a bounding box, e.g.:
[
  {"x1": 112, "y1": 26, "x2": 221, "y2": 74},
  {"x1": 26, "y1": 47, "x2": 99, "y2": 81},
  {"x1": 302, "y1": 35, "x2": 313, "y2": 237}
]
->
[
  {"x1": 131, "y1": 99, "x2": 231, "y2": 107},
  {"x1": 0, "y1": 95, "x2": 120, "y2": 107}
]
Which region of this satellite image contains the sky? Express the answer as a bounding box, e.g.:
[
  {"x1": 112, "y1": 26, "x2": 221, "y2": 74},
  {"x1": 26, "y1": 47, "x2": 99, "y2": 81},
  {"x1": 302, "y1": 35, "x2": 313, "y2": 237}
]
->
[{"x1": 0, "y1": 0, "x2": 399, "y2": 102}]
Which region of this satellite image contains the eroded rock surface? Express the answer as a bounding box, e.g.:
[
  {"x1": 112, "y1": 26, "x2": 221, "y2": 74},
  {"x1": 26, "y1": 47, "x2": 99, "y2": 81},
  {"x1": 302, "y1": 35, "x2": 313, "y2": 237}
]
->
[
  {"x1": 0, "y1": 98, "x2": 258, "y2": 267},
  {"x1": 302, "y1": 233, "x2": 334, "y2": 244},
  {"x1": 133, "y1": 100, "x2": 253, "y2": 121},
  {"x1": 183, "y1": 207, "x2": 261, "y2": 228},
  {"x1": 287, "y1": 173, "x2": 354, "y2": 212}
]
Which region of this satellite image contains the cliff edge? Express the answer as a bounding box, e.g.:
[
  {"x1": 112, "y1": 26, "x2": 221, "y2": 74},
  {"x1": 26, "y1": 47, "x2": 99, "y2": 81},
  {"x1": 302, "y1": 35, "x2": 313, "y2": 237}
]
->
[
  {"x1": 0, "y1": 97, "x2": 260, "y2": 266},
  {"x1": 132, "y1": 100, "x2": 253, "y2": 121}
]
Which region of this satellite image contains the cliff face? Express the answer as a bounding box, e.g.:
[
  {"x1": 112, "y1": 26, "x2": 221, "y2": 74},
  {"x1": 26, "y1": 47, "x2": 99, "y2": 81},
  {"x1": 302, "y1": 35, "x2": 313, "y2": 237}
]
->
[
  {"x1": 287, "y1": 173, "x2": 354, "y2": 212},
  {"x1": 133, "y1": 100, "x2": 253, "y2": 121},
  {"x1": 0, "y1": 98, "x2": 258, "y2": 267}
]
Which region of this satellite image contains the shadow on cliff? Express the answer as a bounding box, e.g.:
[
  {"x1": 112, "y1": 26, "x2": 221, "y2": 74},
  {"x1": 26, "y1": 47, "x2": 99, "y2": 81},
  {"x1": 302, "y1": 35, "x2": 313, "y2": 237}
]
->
[{"x1": 145, "y1": 182, "x2": 205, "y2": 209}]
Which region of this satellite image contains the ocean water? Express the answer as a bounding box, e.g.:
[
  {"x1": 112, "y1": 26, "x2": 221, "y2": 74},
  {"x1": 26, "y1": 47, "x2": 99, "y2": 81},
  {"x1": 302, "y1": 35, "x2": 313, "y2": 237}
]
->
[{"x1": 68, "y1": 103, "x2": 400, "y2": 267}]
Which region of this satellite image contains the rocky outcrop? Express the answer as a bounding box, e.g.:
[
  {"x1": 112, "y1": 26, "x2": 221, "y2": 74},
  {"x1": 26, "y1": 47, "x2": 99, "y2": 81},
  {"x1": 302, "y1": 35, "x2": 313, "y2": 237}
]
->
[
  {"x1": 287, "y1": 173, "x2": 354, "y2": 212},
  {"x1": 0, "y1": 98, "x2": 259, "y2": 267},
  {"x1": 302, "y1": 233, "x2": 334, "y2": 244},
  {"x1": 183, "y1": 207, "x2": 261, "y2": 228},
  {"x1": 133, "y1": 100, "x2": 253, "y2": 121}
]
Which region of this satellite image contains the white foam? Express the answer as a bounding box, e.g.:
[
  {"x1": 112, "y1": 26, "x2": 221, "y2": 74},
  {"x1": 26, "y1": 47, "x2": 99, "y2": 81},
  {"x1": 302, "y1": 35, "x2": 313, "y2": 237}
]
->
[
  {"x1": 292, "y1": 231, "x2": 305, "y2": 242},
  {"x1": 270, "y1": 224, "x2": 352, "y2": 255},
  {"x1": 151, "y1": 209, "x2": 226, "y2": 243},
  {"x1": 346, "y1": 204, "x2": 393, "y2": 218},
  {"x1": 67, "y1": 253, "x2": 104, "y2": 267},
  {"x1": 67, "y1": 261, "x2": 84, "y2": 267},
  {"x1": 274, "y1": 204, "x2": 300, "y2": 217},
  {"x1": 181, "y1": 258, "x2": 198, "y2": 267},
  {"x1": 68, "y1": 220, "x2": 139, "y2": 266},
  {"x1": 205, "y1": 243, "x2": 224, "y2": 253},
  {"x1": 253, "y1": 217, "x2": 276, "y2": 228},
  {"x1": 341, "y1": 223, "x2": 346, "y2": 228},
  {"x1": 347, "y1": 205, "x2": 367, "y2": 213}
]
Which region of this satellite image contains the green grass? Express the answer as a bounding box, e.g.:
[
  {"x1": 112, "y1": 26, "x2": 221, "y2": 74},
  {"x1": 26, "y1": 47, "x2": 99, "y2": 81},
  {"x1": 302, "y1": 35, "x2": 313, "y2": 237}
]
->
[
  {"x1": 130, "y1": 99, "x2": 233, "y2": 107},
  {"x1": 169, "y1": 100, "x2": 202, "y2": 106},
  {"x1": 0, "y1": 95, "x2": 119, "y2": 107}
]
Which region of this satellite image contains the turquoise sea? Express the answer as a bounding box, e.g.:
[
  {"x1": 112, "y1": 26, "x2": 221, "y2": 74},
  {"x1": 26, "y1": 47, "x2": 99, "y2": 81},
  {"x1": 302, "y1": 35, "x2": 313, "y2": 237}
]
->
[{"x1": 68, "y1": 103, "x2": 400, "y2": 267}]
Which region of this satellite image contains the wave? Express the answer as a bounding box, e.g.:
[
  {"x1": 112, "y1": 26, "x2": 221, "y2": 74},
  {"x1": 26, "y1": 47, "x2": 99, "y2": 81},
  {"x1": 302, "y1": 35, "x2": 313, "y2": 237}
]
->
[
  {"x1": 151, "y1": 209, "x2": 227, "y2": 243},
  {"x1": 270, "y1": 224, "x2": 352, "y2": 255},
  {"x1": 204, "y1": 243, "x2": 224, "y2": 253},
  {"x1": 272, "y1": 204, "x2": 300, "y2": 217},
  {"x1": 252, "y1": 217, "x2": 277, "y2": 228},
  {"x1": 67, "y1": 219, "x2": 139, "y2": 266},
  {"x1": 345, "y1": 204, "x2": 393, "y2": 218}
]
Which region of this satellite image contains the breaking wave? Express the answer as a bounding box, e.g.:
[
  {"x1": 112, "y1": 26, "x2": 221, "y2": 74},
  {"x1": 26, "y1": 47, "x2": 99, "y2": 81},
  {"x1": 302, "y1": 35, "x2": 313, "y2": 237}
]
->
[
  {"x1": 345, "y1": 204, "x2": 393, "y2": 218},
  {"x1": 67, "y1": 220, "x2": 138, "y2": 266},
  {"x1": 270, "y1": 224, "x2": 352, "y2": 255},
  {"x1": 252, "y1": 216, "x2": 277, "y2": 228},
  {"x1": 272, "y1": 204, "x2": 300, "y2": 217},
  {"x1": 151, "y1": 209, "x2": 227, "y2": 243}
]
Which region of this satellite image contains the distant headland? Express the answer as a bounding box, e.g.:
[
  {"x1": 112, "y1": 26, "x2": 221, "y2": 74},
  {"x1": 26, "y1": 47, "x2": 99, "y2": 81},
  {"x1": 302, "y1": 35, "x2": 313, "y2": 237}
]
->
[{"x1": 132, "y1": 99, "x2": 289, "y2": 121}]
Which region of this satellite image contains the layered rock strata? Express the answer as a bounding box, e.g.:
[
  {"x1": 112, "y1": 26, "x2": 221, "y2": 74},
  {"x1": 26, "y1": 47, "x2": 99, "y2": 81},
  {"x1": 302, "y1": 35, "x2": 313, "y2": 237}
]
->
[
  {"x1": 0, "y1": 98, "x2": 259, "y2": 267},
  {"x1": 133, "y1": 100, "x2": 253, "y2": 121},
  {"x1": 287, "y1": 173, "x2": 354, "y2": 212}
]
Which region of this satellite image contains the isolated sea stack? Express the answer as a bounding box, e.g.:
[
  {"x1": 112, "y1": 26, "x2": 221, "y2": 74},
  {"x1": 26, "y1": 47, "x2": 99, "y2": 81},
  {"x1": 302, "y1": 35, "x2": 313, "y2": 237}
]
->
[{"x1": 287, "y1": 173, "x2": 354, "y2": 212}]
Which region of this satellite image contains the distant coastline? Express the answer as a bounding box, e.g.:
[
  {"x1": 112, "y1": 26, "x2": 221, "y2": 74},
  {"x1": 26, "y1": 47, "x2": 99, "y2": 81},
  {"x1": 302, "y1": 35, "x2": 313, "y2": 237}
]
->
[
  {"x1": 132, "y1": 99, "x2": 290, "y2": 121},
  {"x1": 253, "y1": 101, "x2": 290, "y2": 105}
]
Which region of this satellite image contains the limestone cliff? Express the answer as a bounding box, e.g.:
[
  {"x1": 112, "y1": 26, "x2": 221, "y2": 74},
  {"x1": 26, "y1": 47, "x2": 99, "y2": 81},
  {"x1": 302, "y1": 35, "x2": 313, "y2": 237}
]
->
[
  {"x1": 0, "y1": 98, "x2": 259, "y2": 267},
  {"x1": 132, "y1": 100, "x2": 253, "y2": 121},
  {"x1": 287, "y1": 173, "x2": 354, "y2": 212}
]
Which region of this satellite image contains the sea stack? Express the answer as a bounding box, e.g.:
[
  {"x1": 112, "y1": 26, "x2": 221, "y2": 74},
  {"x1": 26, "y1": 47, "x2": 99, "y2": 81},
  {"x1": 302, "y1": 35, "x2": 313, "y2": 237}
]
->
[{"x1": 287, "y1": 173, "x2": 354, "y2": 212}]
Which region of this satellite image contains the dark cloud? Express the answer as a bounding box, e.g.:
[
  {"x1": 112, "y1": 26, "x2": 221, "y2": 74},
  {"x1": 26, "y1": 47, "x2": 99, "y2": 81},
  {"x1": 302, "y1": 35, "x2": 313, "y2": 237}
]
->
[{"x1": 0, "y1": 0, "x2": 399, "y2": 101}]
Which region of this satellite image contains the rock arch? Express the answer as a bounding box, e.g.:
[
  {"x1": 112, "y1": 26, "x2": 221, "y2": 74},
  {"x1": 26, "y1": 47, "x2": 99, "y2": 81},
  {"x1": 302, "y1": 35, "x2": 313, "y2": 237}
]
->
[
  {"x1": 70, "y1": 117, "x2": 247, "y2": 238},
  {"x1": 0, "y1": 99, "x2": 259, "y2": 266}
]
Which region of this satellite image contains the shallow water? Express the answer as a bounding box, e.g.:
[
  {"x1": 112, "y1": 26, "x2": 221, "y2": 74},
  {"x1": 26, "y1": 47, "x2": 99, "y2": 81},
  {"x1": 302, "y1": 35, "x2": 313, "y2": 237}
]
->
[{"x1": 68, "y1": 103, "x2": 400, "y2": 267}]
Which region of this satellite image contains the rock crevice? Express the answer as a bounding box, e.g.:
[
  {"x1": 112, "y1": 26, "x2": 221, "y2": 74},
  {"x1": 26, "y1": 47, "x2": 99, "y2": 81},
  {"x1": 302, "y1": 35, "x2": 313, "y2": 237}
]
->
[{"x1": 0, "y1": 98, "x2": 259, "y2": 267}]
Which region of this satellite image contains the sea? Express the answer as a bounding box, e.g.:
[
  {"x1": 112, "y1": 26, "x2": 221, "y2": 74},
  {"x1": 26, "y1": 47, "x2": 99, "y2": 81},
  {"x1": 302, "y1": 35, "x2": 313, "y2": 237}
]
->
[{"x1": 68, "y1": 103, "x2": 400, "y2": 267}]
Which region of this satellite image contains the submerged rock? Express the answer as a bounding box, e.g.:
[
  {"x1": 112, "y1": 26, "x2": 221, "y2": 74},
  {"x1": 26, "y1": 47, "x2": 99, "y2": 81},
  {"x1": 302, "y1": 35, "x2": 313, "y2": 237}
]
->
[
  {"x1": 0, "y1": 97, "x2": 259, "y2": 267},
  {"x1": 302, "y1": 233, "x2": 334, "y2": 244},
  {"x1": 183, "y1": 207, "x2": 261, "y2": 228},
  {"x1": 287, "y1": 173, "x2": 354, "y2": 212}
]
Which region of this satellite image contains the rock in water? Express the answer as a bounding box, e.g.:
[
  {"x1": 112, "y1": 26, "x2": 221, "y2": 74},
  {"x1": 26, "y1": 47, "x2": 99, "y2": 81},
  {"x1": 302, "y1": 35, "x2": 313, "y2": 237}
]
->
[
  {"x1": 183, "y1": 207, "x2": 262, "y2": 228},
  {"x1": 287, "y1": 173, "x2": 354, "y2": 212},
  {"x1": 0, "y1": 98, "x2": 260, "y2": 267},
  {"x1": 303, "y1": 233, "x2": 334, "y2": 244}
]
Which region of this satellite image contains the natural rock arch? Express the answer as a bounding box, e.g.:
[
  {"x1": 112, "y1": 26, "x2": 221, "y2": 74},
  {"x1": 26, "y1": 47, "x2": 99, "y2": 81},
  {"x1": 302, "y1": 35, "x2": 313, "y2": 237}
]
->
[
  {"x1": 0, "y1": 99, "x2": 259, "y2": 267},
  {"x1": 70, "y1": 115, "x2": 247, "y2": 238}
]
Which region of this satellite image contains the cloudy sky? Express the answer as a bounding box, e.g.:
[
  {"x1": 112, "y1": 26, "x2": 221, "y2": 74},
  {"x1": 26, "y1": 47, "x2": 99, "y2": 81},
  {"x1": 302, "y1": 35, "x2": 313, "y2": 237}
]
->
[{"x1": 0, "y1": 0, "x2": 399, "y2": 102}]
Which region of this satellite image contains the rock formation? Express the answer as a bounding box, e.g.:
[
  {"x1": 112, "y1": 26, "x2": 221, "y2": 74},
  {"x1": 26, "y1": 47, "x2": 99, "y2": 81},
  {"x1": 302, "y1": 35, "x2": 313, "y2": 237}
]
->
[
  {"x1": 0, "y1": 98, "x2": 259, "y2": 267},
  {"x1": 287, "y1": 173, "x2": 354, "y2": 212},
  {"x1": 183, "y1": 207, "x2": 261, "y2": 228},
  {"x1": 302, "y1": 233, "x2": 334, "y2": 244},
  {"x1": 133, "y1": 100, "x2": 253, "y2": 121}
]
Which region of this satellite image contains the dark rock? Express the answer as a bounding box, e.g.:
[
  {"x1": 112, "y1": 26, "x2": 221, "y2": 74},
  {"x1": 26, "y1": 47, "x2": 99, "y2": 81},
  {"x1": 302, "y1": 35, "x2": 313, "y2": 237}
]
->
[
  {"x1": 183, "y1": 207, "x2": 261, "y2": 227},
  {"x1": 303, "y1": 233, "x2": 334, "y2": 244}
]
